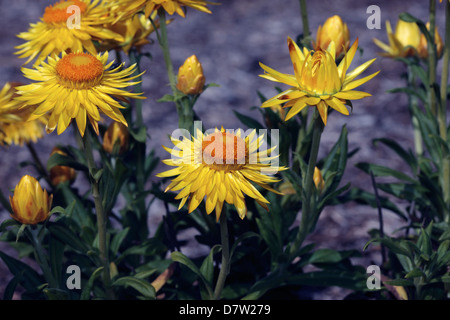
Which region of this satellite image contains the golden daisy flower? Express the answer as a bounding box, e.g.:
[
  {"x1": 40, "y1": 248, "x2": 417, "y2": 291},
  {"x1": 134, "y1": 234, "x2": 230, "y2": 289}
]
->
[
  {"x1": 0, "y1": 82, "x2": 45, "y2": 146},
  {"x1": 15, "y1": 51, "x2": 145, "y2": 137},
  {"x1": 259, "y1": 37, "x2": 379, "y2": 125},
  {"x1": 98, "y1": 11, "x2": 162, "y2": 54},
  {"x1": 10, "y1": 175, "x2": 53, "y2": 225},
  {"x1": 157, "y1": 127, "x2": 286, "y2": 220},
  {"x1": 108, "y1": 0, "x2": 216, "y2": 20},
  {"x1": 373, "y1": 20, "x2": 421, "y2": 58},
  {"x1": 176, "y1": 55, "x2": 206, "y2": 95},
  {"x1": 15, "y1": 0, "x2": 124, "y2": 66}
]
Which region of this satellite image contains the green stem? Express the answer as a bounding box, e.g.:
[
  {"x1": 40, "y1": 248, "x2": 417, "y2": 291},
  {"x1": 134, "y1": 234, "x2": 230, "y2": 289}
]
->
[
  {"x1": 28, "y1": 226, "x2": 58, "y2": 289},
  {"x1": 213, "y1": 210, "x2": 230, "y2": 300},
  {"x1": 428, "y1": 0, "x2": 437, "y2": 116},
  {"x1": 406, "y1": 64, "x2": 423, "y2": 156},
  {"x1": 129, "y1": 50, "x2": 147, "y2": 231},
  {"x1": 26, "y1": 142, "x2": 51, "y2": 186},
  {"x1": 81, "y1": 129, "x2": 113, "y2": 299},
  {"x1": 299, "y1": 0, "x2": 311, "y2": 48},
  {"x1": 440, "y1": 0, "x2": 450, "y2": 218},
  {"x1": 290, "y1": 108, "x2": 323, "y2": 258}
]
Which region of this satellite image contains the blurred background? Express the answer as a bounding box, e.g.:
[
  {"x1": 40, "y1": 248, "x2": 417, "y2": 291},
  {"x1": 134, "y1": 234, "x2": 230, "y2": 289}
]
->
[{"x1": 0, "y1": 0, "x2": 446, "y2": 299}]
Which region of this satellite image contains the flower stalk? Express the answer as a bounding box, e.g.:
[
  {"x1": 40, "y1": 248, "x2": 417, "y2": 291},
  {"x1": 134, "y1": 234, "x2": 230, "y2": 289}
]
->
[
  {"x1": 213, "y1": 209, "x2": 230, "y2": 300},
  {"x1": 440, "y1": 0, "x2": 450, "y2": 217},
  {"x1": 79, "y1": 128, "x2": 113, "y2": 299},
  {"x1": 428, "y1": 0, "x2": 438, "y2": 116},
  {"x1": 291, "y1": 108, "x2": 323, "y2": 257},
  {"x1": 298, "y1": 0, "x2": 311, "y2": 48}
]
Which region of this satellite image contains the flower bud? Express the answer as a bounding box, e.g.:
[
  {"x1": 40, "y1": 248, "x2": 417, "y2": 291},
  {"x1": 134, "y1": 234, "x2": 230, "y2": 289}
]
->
[
  {"x1": 176, "y1": 55, "x2": 205, "y2": 95},
  {"x1": 49, "y1": 147, "x2": 77, "y2": 186},
  {"x1": 315, "y1": 15, "x2": 350, "y2": 58},
  {"x1": 313, "y1": 167, "x2": 325, "y2": 192},
  {"x1": 394, "y1": 20, "x2": 421, "y2": 56},
  {"x1": 103, "y1": 122, "x2": 130, "y2": 155},
  {"x1": 9, "y1": 175, "x2": 53, "y2": 225},
  {"x1": 418, "y1": 22, "x2": 444, "y2": 59}
]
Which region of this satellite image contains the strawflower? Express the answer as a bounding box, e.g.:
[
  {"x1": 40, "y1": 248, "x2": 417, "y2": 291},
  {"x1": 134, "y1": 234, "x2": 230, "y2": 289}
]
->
[
  {"x1": 15, "y1": 51, "x2": 145, "y2": 137},
  {"x1": 373, "y1": 20, "x2": 421, "y2": 58},
  {"x1": 15, "y1": 0, "x2": 124, "y2": 66},
  {"x1": 157, "y1": 127, "x2": 285, "y2": 220},
  {"x1": 259, "y1": 37, "x2": 379, "y2": 125},
  {"x1": 10, "y1": 175, "x2": 53, "y2": 225},
  {"x1": 0, "y1": 82, "x2": 45, "y2": 146}
]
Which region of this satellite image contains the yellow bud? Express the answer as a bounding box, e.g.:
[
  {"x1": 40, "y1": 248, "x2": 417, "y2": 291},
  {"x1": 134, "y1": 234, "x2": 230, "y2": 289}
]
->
[
  {"x1": 394, "y1": 20, "x2": 421, "y2": 56},
  {"x1": 418, "y1": 22, "x2": 443, "y2": 59},
  {"x1": 9, "y1": 175, "x2": 53, "y2": 225},
  {"x1": 313, "y1": 167, "x2": 325, "y2": 192},
  {"x1": 49, "y1": 147, "x2": 77, "y2": 186},
  {"x1": 176, "y1": 55, "x2": 205, "y2": 95},
  {"x1": 103, "y1": 122, "x2": 130, "y2": 155},
  {"x1": 315, "y1": 15, "x2": 350, "y2": 58}
]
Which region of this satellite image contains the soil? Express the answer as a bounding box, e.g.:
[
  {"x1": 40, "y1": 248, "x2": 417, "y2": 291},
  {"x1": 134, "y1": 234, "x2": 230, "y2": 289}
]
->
[{"x1": 0, "y1": 0, "x2": 446, "y2": 299}]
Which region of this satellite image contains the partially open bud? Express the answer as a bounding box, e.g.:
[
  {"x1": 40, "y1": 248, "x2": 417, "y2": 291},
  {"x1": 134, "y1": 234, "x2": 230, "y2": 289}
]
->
[
  {"x1": 394, "y1": 20, "x2": 421, "y2": 56},
  {"x1": 313, "y1": 167, "x2": 325, "y2": 193},
  {"x1": 418, "y1": 22, "x2": 444, "y2": 59},
  {"x1": 103, "y1": 122, "x2": 130, "y2": 155},
  {"x1": 49, "y1": 147, "x2": 77, "y2": 186},
  {"x1": 315, "y1": 15, "x2": 350, "y2": 58},
  {"x1": 176, "y1": 55, "x2": 205, "y2": 95},
  {"x1": 9, "y1": 175, "x2": 53, "y2": 225}
]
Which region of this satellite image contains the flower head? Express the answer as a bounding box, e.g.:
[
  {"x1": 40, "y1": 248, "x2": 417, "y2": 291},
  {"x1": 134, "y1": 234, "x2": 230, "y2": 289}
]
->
[
  {"x1": 10, "y1": 175, "x2": 53, "y2": 225},
  {"x1": 176, "y1": 55, "x2": 205, "y2": 95},
  {"x1": 314, "y1": 15, "x2": 350, "y2": 58},
  {"x1": 49, "y1": 147, "x2": 77, "y2": 186},
  {"x1": 157, "y1": 127, "x2": 285, "y2": 220},
  {"x1": 373, "y1": 20, "x2": 421, "y2": 58},
  {"x1": 313, "y1": 166, "x2": 325, "y2": 193},
  {"x1": 103, "y1": 122, "x2": 130, "y2": 155},
  {"x1": 108, "y1": 0, "x2": 216, "y2": 20},
  {"x1": 15, "y1": 0, "x2": 124, "y2": 66},
  {"x1": 0, "y1": 82, "x2": 45, "y2": 146},
  {"x1": 98, "y1": 11, "x2": 162, "y2": 54},
  {"x1": 15, "y1": 51, "x2": 145, "y2": 137},
  {"x1": 259, "y1": 37, "x2": 379, "y2": 125}
]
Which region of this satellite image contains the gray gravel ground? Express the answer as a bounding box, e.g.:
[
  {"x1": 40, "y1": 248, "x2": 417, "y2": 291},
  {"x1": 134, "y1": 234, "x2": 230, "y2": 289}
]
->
[{"x1": 0, "y1": 0, "x2": 446, "y2": 299}]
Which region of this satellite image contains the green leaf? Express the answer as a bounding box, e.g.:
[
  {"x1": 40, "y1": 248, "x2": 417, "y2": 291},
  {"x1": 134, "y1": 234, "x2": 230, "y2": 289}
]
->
[
  {"x1": 110, "y1": 227, "x2": 130, "y2": 257},
  {"x1": 80, "y1": 267, "x2": 104, "y2": 300},
  {"x1": 171, "y1": 251, "x2": 213, "y2": 296},
  {"x1": 43, "y1": 288, "x2": 69, "y2": 300},
  {"x1": 364, "y1": 237, "x2": 411, "y2": 258},
  {"x1": 129, "y1": 126, "x2": 147, "y2": 143},
  {"x1": 46, "y1": 152, "x2": 87, "y2": 172},
  {"x1": 233, "y1": 110, "x2": 265, "y2": 130},
  {"x1": 199, "y1": 245, "x2": 221, "y2": 300},
  {"x1": 356, "y1": 162, "x2": 417, "y2": 183},
  {"x1": 373, "y1": 138, "x2": 418, "y2": 171},
  {"x1": 157, "y1": 94, "x2": 175, "y2": 102},
  {"x1": 112, "y1": 276, "x2": 156, "y2": 300},
  {"x1": 405, "y1": 268, "x2": 426, "y2": 279},
  {"x1": 384, "y1": 279, "x2": 414, "y2": 286},
  {"x1": 308, "y1": 248, "x2": 343, "y2": 264},
  {"x1": 48, "y1": 223, "x2": 90, "y2": 254}
]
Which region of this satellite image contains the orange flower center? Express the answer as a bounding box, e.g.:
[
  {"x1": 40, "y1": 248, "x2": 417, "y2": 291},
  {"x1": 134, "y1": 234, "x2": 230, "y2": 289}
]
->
[
  {"x1": 43, "y1": 0, "x2": 87, "y2": 24},
  {"x1": 56, "y1": 53, "x2": 104, "y2": 86},
  {"x1": 201, "y1": 132, "x2": 247, "y2": 169}
]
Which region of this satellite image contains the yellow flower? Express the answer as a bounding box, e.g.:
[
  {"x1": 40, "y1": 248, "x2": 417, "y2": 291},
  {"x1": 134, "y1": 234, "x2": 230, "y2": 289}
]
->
[
  {"x1": 314, "y1": 15, "x2": 350, "y2": 59},
  {"x1": 157, "y1": 127, "x2": 286, "y2": 220},
  {"x1": 98, "y1": 11, "x2": 163, "y2": 54},
  {"x1": 15, "y1": 0, "x2": 124, "y2": 66},
  {"x1": 259, "y1": 37, "x2": 379, "y2": 126},
  {"x1": 10, "y1": 175, "x2": 53, "y2": 225},
  {"x1": 418, "y1": 22, "x2": 444, "y2": 59},
  {"x1": 313, "y1": 167, "x2": 325, "y2": 192},
  {"x1": 0, "y1": 82, "x2": 45, "y2": 146},
  {"x1": 49, "y1": 147, "x2": 77, "y2": 186},
  {"x1": 176, "y1": 55, "x2": 205, "y2": 95},
  {"x1": 102, "y1": 122, "x2": 130, "y2": 155},
  {"x1": 373, "y1": 20, "x2": 421, "y2": 58},
  {"x1": 15, "y1": 51, "x2": 145, "y2": 137},
  {"x1": 108, "y1": 0, "x2": 216, "y2": 20}
]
